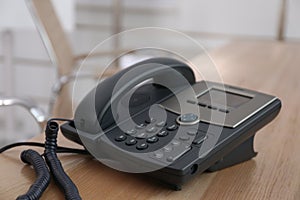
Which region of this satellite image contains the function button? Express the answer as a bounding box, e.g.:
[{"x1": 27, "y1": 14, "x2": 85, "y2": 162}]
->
[
  {"x1": 187, "y1": 100, "x2": 196, "y2": 104},
  {"x1": 179, "y1": 113, "x2": 198, "y2": 123},
  {"x1": 166, "y1": 156, "x2": 175, "y2": 162},
  {"x1": 198, "y1": 102, "x2": 206, "y2": 107},
  {"x1": 192, "y1": 135, "x2": 207, "y2": 145},
  {"x1": 179, "y1": 136, "x2": 190, "y2": 141},
  {"x1": 145, "y1": 118, "x2": 156, "y2": 124},
  {"x1": 153, "y1": 151, "x2": 164, "y2": 159},
  {"x1": 126, "y1": 129, "x2": 137, "y2": 135},
  {"x1": 136, "y1": 132, "x2": 147, "y2": 139},
  {"x1": 157, "y1": 130, "x2": 168, "y2": 137},
  {"x1": 166, "y1": 124, "x2": 178, "y2": 131},
  {"x1": 136, "y1": 143, "x2": 148, "y2": 150},
  {"x1": 146, "y1": 126, "x2": 158, "y2": 133},
  {"x1": 115, "y1": 135, "x2": 127, "y2": 142},
  {"x1": 207, "y1": 105, "x2": 217, "y2": 110},
  {"x1": 146, "y1": 136, "x2": 159, "y2": 143},
  {"x1": 126, "y1": 138, "x2": 137, "y2": 146},
  {"x1": 171, "y1": 140, "x2": 180, "y2": 146},
  {"x1": 187, "y1": 129, "x2": 197, "y2": 136},
  {"x1": 163, "y1": 145, "x2": 173, "y2": 152},
  {"x1": 156, "y1": 121, "x2": 166, "y2": 127},
  {"x1": 135, "y1": 123, "x2": 146, "y2": 129},
  {"x1": 219, "y1": 108, "x2": 229, "y2": 113}
]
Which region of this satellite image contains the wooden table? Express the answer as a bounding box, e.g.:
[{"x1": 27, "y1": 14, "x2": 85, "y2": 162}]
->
[{"x1": 1, "y1": 41, "x2": 300, "y2": 200}]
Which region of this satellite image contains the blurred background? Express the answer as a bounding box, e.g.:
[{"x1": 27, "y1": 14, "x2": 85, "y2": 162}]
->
[{"x1": 0, "y1": 0, "x2": 299, "y2": 147}]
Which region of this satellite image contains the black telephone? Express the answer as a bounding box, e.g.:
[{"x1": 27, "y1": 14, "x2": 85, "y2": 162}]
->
[{"x1": 61, "y1": 57, "x2": 281, "y2": 190}]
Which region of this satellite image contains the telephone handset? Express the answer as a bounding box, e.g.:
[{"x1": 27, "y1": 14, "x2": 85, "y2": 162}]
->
[{"x1": 61, "y1": 57, "x2": 281, "y2": 190}]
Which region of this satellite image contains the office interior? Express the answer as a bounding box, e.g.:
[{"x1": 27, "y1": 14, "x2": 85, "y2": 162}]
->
[{"x1": 0, "y1": 0, "x2": 298, "y2": 146}]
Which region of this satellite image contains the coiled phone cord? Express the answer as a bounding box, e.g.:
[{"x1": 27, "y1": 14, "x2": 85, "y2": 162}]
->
[
  {"x1": 16, "y1": 149, "x2": 50, "y2": 200},
  {"x1": 0, "y1": 118, "x2": 87, "y2": 200},
  {"x1": 43, "y1": 120, "x2": 82, "y2": 200}
]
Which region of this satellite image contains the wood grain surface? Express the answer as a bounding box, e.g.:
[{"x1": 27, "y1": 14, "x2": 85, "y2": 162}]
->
[{"x1": 1, "y1": 41, "x2": 299, "y2": 200}]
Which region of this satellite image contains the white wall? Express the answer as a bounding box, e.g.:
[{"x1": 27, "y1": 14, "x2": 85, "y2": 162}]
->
[{"x1": 0, "y1": 0, "x2": 75, "y2": 31}]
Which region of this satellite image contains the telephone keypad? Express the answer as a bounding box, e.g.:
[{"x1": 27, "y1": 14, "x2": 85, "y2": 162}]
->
[{"x1": 109, "y1": 111, "x2": 208, "y2": 164}]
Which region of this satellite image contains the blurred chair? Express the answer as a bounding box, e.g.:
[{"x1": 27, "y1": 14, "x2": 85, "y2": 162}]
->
[
  {"x1": 0, "y1": 96, "x2": 46, "y2": 131},
  {"x1": 25, "y1": 0, "x2": 130, "y2": 118}
]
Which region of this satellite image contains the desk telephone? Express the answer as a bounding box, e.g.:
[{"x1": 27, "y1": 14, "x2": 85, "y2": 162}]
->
[{"x1": 61, "y1": 57, "x2": 281, "y2": 190}]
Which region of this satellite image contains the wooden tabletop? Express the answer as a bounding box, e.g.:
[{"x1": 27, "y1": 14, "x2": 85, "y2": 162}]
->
[{"x1": 1, "y1": 41, "x2": 300, "y2": 200}]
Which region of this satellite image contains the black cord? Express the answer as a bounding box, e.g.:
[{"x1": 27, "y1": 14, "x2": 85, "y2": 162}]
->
[
  {"x1": 1, "y1": 118, "x2": 86, "y2": 200},
  {"x1": 0, "y1": 142, "x2": 89, "y2": 155},
  {"x1": 16, "y1": 149, "x2": 51, "y2": 200},
  {"x1": 44, "y1": 121, "x2": 82, "y2": 200}
]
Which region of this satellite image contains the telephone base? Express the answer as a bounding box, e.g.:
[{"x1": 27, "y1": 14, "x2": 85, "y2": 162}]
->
[{"x1": 206, "y1": 134, "x2": 257, "y2": 172}]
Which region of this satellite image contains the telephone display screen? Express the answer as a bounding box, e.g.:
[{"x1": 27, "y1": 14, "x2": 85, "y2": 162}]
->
[{"x1": 198, "y1": 88, "x2": 252, "y2": 108}]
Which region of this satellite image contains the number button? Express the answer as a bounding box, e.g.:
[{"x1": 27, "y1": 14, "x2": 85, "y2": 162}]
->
[
  {"x1": 136, "y1": 143, "x2": 148, "y2": 150},
  {"x1": 125, "y1": 138, "x2": 137, "y2": 146},
  {"x1": 166, "y1": 124, "x2": 178, "y2": 131},
  {"x1": 157, "y1": 130, "x2": 168, "y2": 137},
  {"x1": 156, "y1": 121, "x2": 166, "y2": 127},
  {"x1": 146, "y1": 126, "x2": 157, "y2": 133},
  {"x1": 135, "y1": 124, "x2": 146, "y2": 129},
  {"x1": 115, "y1": 135, "x2": 127, "y2": 142},
  {"x1": 145, "y1": 118, "x2": 156, "y2": 124},
  {"x1": 146, "y1": 136, "x2": 159, "y2": 143}
]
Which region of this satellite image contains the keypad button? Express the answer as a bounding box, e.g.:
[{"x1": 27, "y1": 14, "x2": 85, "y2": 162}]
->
[
  {"x1": 136, "y1": 132, "x2": 147, "y2": 139},
  {"x1": 145, "y1": 118, "x2": 156, "y2": 124},
  {"x1": 167, "y1": 156, "x2": 175, "y2": 162},
  {"x1": 192, "y1": 135, "x2": 207, "y2": 144},
  {"x1": 135, "y1": 123, "x2": 146, "y2": 129},
  {"x1": 171, "y1": 140, "x2": 181, "y2": 146},
  {"x1": 207, "y1": 105, "x2": 217, "y2": 110},
  {"x1": 179, "y1": 136, "x2": 190, "y2": 141},
  {"x1": 163, "y1": 145, "x2": 173, "y2": 152},
  {"x1": 219, "y1": 108, "x2": 229, "y2": 113},
  {"x1": 187, "y1": 100, "x2": 196, "y2": 104},
  {"x1": 187, "y1": 129, "x2": 197, "y2": 136},
  {"x1": 126, "y1": 129, "x2": 137, "y2": 135},
  {"x1": 136, "y1": 143, "x2": 148, "y2": 150},
  {"x1": 166, "y1": 124, "x2": 178, "y2": 131},
  {"x1": 153, "y1": 151, "x2": 164, "y2": 159},
  {"x1": 146, "y1": 136, "x2": 159, "y2": 143},
  {"x1": 115, "y1": 135, "x2": 127, "y2": 142},
  {"x1": 156, "y1": 121, "x2": 167, "y2": 127},
  {"x1": 126, "y1": 138, "x2": 137, "y2": 146},
  {"x1": 146, "y1": 126, "x2": 157, "y2": 133},
  {"x1": 157, "y1": 130, "x2": 168, "y2": 137},
  {"x1": 198, "y1": 102, "x2": 206, "y2": 107}
]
